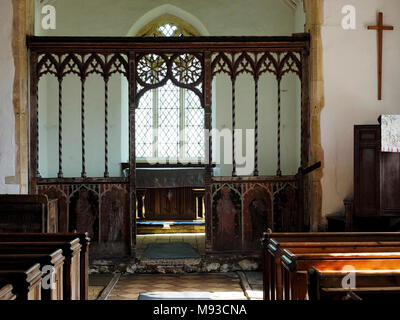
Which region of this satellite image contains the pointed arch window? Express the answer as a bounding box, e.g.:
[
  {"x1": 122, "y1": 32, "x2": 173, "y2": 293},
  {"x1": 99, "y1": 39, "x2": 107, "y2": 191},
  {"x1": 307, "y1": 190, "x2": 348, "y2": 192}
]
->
[{"x1": 135, "y1": 17, "x2": 204, "y2": 163}]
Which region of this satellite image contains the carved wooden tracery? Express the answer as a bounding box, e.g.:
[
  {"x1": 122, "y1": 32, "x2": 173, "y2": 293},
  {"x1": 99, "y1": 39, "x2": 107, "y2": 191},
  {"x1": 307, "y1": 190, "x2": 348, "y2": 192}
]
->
[
  {"x1": 135, "y1": 52, "x2": 204, "y2": 107},
  {"x1": 28, "y1": 36, "x2": 310, "y2": 258}
]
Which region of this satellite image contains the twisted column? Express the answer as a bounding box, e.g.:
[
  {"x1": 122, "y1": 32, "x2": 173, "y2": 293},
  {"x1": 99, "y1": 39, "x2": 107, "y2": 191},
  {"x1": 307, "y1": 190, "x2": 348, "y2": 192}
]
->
[
  {"x1": 254, "y1": 78, "x2": 259, "y2": 176},
  {"x1": 104, "y1": 80, "x2": 109, "y2": 178},
  {"x1": 81, "y1": 80, "x2": 86, "y2": 178},
  {"x1": 58, "y1": 79, "x2": 63, "y2": 178},
  {"x1": 232, "y1": 79, "x2": 237, "y2": 176},
  {"x1": 277, "y1": 79, "x2": 282, "y2": 176}
]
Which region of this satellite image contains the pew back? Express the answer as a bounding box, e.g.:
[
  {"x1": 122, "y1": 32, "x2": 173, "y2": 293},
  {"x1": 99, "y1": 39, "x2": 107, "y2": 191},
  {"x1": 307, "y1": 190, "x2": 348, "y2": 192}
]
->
[
  {"x1": 0, "y1": 284, "x2": 16, "y2": 300},
  {"x1": 266, "y1": 240, "x2": 400, "y2": 300},
  {"x1": 0, "y1": 233, "x2": 90, "y2": 299},
  {"x1": 0, "y1": 240, "x2": 81, "y2": 300},
  {"x1": 282, "y1": 251, "x2": 400, "y2": 300},
  {"x1": 0, "y1": 264, "x2": 42, "y2": 300},
  {"x1": 262, "y1": 232, "x2": 400, "y2": 301},
  {"x1": 266, "y1": 232, "x2": 400, "y2": 242},
  {"x1": 0, "y1": 251, "x2": 64, "y2": 300},
  {"x1": 308, "y1": 267, "x2": 400, "y2": 301},
  {"x1": 0, "y1": 195, "x2": 58, "y2": 233}
]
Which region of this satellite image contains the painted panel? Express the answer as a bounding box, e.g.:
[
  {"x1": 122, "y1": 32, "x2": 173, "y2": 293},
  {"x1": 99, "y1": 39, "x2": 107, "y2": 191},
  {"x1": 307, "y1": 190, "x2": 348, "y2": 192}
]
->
[
  {"x1": 212, "y1": 184, "x2": 242, "y2": 251},
  {"x1": 242, "y1": 183, "x2": 273, "y2": 250}
]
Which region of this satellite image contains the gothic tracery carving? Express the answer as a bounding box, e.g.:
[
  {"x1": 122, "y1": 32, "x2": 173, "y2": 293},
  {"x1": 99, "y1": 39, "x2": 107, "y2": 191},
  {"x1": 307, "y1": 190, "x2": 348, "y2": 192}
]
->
[{"x1": 37, "y1": 53, "x2": 128, "y2": 81}]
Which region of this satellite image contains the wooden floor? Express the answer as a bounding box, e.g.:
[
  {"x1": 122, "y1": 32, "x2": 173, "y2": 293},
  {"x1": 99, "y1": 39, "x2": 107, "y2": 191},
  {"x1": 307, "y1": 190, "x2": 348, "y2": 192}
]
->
[{"x1": 107, "y1": 273, "x2": 247, "y2": 300}]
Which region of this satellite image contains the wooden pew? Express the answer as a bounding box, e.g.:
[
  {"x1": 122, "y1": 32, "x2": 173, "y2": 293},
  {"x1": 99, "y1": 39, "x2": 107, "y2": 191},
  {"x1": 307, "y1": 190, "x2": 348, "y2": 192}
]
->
[
  {"x1": 261, "y1": 232, "x2": 400, "y2": 300},
  {"x1": 308, "y1": 267, "x2": 400, "y2": 300},
  {"x1": 0, "y1": 233, "x2": 90, "y2": 300},
  {"x1": 0, "y1": 240, "x2": 81, "y2": 300},
  {"x1": 262, "y1": 232, "x2": 400, "y2": 297},
  {"x1": 264, "y1": 232, "x2": 400, "y2": 242},
  {"x1": 0, "y1": 250, "x2": 64, "y2": 300},
  {"x1": 267, "y1": 240, "x2": 400, "y2": 300},
  {"x1": 0, "y1": 195, "x2": 58, "y2": 233},
  {"x1": 282, "y1": 251, "x2": 400, "y2": 300},
  {"x1": 342, "y1": 291, "x2": 363, "y2": 300},
  {"x1": 0, "y1": 264, "x2": 43, "y2": 300},
  {"x1": 0, "y1": 284, "x2": 16, "y2": 300}
]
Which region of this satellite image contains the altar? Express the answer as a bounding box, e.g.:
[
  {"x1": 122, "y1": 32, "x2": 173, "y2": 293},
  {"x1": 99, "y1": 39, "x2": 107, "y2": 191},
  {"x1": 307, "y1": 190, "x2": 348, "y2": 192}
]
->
[{"x1": 133, "y1": 167, "x2": 205, "y2": 221}]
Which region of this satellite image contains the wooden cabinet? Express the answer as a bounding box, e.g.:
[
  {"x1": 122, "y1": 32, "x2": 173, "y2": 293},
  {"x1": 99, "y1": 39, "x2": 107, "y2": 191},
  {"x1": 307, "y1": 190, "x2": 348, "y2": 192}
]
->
[
  {"x1": 354, "y1": 125, "x2": 381, "y2": 218},
  {"x1": 350, "y1": 125, "x2": 400, "y2": 230}
]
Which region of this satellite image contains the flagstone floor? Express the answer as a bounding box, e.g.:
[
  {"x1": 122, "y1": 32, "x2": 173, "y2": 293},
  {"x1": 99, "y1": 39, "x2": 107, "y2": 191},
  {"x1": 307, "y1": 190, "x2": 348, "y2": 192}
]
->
[{"x1": 107, "y1": 273, "x2": 247, "y2": 300}]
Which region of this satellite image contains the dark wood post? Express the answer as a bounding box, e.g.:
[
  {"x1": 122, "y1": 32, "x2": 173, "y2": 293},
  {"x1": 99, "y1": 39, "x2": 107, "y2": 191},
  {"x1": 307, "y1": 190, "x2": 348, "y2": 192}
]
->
[
  {"x1": 128, "y1": 52, "x2": 137, "y2": 258},
  {"x1": 29, "y1": 50, "x2": 39, "y2": 194},
  {"x1": 204, "y1": 51, "x2": 213, "y2": 254},
  {"x1": 261, "y1": 232, "x2": 270, "y2": 300},
  {"x1": 344, "y1": 199, "x2": 354, "y2": 231}
]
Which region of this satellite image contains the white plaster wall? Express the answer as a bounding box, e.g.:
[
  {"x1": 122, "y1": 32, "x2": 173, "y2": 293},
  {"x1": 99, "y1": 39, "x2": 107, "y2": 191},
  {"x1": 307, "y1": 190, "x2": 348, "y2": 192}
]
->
[
  {"x1": 0, "y1": 0, "x2": 19, "y2": 194},
  {"x1": 35, "y1": 0, "x2": 304, "y2": 177},
  {"x1": 39, "y1": 73, "x2": 127, "y2": 178},
  {"x1": 321, "y1": 0, "x2": 400, "y2": 221},
  {"x1": 295, "y1": 0, "x2": 306, "y2": 33},
  {"x1": 38, "y1": 75, "x2": 50, "y2": 177},
  {"x1": 213, "y1": 72, "x2": 301, "y2": 177},
  {"x1": 35, "y1": 0, "x2": 297, "y2": 37}
]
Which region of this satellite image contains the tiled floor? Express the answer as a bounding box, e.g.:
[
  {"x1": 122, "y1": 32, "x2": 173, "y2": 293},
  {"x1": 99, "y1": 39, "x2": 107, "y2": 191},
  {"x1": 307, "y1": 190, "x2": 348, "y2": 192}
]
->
[
  {"x1": 107, "y1": 273, "x2": 247, "y2": 300},
  {"x1": 91, "y1": 234, "x2": 257, "y2": 301},
  {"x1": 136, "y1": 233, "x2": 205, "y2": 258}
]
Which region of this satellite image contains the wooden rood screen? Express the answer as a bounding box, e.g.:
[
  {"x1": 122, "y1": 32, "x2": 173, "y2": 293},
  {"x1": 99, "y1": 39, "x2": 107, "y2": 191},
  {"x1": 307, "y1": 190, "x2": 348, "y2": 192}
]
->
[{"x1": 28, "y1": 35, "x2": 311, "y2": 259}]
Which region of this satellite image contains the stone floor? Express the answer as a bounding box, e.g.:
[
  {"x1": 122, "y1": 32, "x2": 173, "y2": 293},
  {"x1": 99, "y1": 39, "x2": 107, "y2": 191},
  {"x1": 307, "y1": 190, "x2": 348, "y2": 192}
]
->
[
  {"x1": 89, "y1": 274, "x2": 114, "y2": 300},
  {"x1": 89, "y1": 286, "x2": 104, "y2": 300},
  {"x1": 244, "y1": 271, "x2": 263, "y2": 300},
  {"x1": 136, "y1": 233, "x2": 206, "y2": 259},
  {"x1": 107, "y1": 273, "x2": 247, "y2": 300}
]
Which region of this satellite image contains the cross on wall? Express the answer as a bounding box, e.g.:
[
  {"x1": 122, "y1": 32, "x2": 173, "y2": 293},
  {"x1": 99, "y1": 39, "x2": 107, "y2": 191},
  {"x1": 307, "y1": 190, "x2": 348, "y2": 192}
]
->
[{"x1": 367, "y1": 12, "x2": 394, "y2": 101}]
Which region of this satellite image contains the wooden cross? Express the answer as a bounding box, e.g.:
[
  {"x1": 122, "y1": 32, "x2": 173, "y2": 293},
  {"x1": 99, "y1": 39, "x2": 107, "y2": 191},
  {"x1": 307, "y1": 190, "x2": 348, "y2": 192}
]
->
[{"x1": 368, "y1": 12, "x2": 394, "y2": 100}]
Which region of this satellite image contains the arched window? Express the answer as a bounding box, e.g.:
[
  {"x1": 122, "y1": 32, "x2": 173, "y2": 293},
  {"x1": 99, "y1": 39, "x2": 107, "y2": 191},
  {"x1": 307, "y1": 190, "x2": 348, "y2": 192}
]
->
[
  {"x1": 136, "y1": 14, "x2": 201, "y2": 37},
  {"x1": 135, "y1": 16, "x2": 204, "y2": 163}
]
